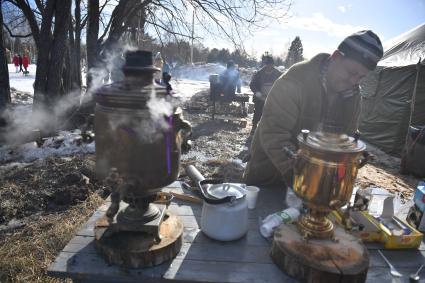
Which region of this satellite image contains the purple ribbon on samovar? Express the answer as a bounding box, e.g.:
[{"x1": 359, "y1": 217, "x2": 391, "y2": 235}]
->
[{"x1": 166, "y1": 115, "x2": 173, "y2": 176}]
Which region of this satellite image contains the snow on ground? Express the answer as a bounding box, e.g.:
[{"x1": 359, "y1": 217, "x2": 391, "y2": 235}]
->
[
  {"x1": 0, "y1": 130, "x2": 95, "y2": 163},
  {"x1": 172, "y1": 79, "x2": 210, "y2": 100},
  {"x1": 8, "y1": 64, "x2": 36, "y2": 96}
]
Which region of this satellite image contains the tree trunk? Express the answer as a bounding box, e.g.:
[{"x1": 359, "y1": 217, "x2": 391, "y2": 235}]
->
[
  {"x1": 86, "y1": 0, "x2": 99, "y2": 90},
  {"x1": 0, "y1": 0, "x2": 11, "y2": 127},
  {"x1": 32, "y1": 0, "x2": 72, "y2": 135},
  {"x1": 74, "y1": 0, "x2": 82, "y2": 88},
  {"x1": 33, "y1": 0, "x2": 55, "y2": 110},
  {"x1": 0, "y1": 0, "x2": 11, "y2": 122},
  {"x1": 62, "y1": 0, "x2": 82, "y2": 94},
  {"x1": 46, "y1": 0, "x2": 71, "y2": 99}
]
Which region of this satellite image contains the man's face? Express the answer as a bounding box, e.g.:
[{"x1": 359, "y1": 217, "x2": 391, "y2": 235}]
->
[{"x1": 327, "y1": 52, "x2": 370, "y2": 92}]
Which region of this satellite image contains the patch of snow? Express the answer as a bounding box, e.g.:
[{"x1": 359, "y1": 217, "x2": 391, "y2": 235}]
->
[
  {"x1": 8, "y1": 64, "x2": 36, "y2": 95},
  {"x1": 172, "y1": 79, "x2": 210, "y2": 101},
  {"x1": 0, "y1": 129, "x2": 94, "y2": 164},
  {"x1": 181, "y1": 150, "x2": 210, "y2": 163}
]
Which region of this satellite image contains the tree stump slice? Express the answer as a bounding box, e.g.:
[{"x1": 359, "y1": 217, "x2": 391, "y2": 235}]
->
[
  {"x1": 95, "y1": 211, "x2": 183, "y2": 268},
  {"x1": 271, "y1": 223, "x2": 369, "y2": 283}
]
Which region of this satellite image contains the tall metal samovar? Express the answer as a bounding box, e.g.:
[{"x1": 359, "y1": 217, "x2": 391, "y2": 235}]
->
[
  {"x1": 272, "y1": 128, "x2": 371, "y2": 282},
  {"x1": 93, "y1": 50, "x2": 191, "y2": 267},
  {"x1": 291, "y1": 129, "x2": 368, "y2": 239}
]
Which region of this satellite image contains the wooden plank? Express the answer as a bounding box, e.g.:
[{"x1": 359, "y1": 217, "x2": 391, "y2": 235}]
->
[
  {"x1": 49, "y1": 256, "x2": 422, "y2": 283},
  {"x1": 366, "y1": 267, "x2": 421, "y2": 283},
  {"x1": 76, "y1": 213, "x2": 265, "y2": 237},
  {"x1": 51, "y1": 240, "x2": 276, "y2": 281},
  {"x1": 50, "y1": 182, "x2": 425, "y2": 283},
  {"x1": 49, "y1": 249, "x2": 289, "y2": 283},
  {"x1": 61, "y1": 236, "x2": 273, "y2": 264},
  {"x1": 67, "y1": 224, "x2": 269, "y2": 256},
  {"x1": 47, "y1": 251, "x2": 170, "y2": 282},
  {"x1": 163, "y1": 259, "x2": 296, "y2": 283},
  {"x1": 368, "y1": 249, "x2": 425, "y2": 268}
]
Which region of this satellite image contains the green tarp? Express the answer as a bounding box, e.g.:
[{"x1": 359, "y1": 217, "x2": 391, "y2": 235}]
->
[{"x1": 359, "y1": 23, "x2": 425, "y2": 155}]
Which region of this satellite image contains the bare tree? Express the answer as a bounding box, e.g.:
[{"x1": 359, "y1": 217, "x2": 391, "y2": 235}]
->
[
  {"x1": 86, "y1": 0, "x2": 100, "y2": 89},
  {"x1": 4, "y1": 0, "x2": 291, "y2": 123},
  {"x1": 0, "y1": 0, "x2": 11, "y2": 124},
  {"x1": 145, "y1": 0, "x2": 292, "y2": 51}
]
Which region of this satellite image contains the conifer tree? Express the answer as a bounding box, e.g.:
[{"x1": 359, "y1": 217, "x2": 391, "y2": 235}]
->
[{"x1": 284, "y1": 36, "x2": 304, "y2": 68}]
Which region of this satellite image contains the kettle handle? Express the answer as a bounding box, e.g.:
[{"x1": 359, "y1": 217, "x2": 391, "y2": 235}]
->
[{"x1": 186, "y1": 165, "x2": 235, "y2": 204}]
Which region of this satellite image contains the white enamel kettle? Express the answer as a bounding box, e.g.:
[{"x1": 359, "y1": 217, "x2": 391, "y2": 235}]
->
[{"x1": 186, "y1": 165, "x2": 249, "y2": 241}]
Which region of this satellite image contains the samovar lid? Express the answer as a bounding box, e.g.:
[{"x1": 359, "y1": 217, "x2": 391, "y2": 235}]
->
[
  {"x1": 298, "y1": 130, "x2": 366, "y2": 153},
  {"x1": 206, "y1": 183, "x2": 246, "y2": 200},
  {"x1": 122, "y1": 50, "x2": 161, "y2": 73},
  {"x1": 95, "y1": 50, "x2": 167, "y2": 108}
]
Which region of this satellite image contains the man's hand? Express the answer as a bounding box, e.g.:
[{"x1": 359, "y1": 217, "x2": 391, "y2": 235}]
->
[{"x1": 255, "y1": 91, "x2": 262, "y2": 98}]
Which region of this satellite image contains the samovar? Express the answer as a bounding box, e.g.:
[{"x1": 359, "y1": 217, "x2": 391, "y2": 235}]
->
[
  {"x1": 292, "y1": 129, "x2": 368, "y2": 239},
  {"x1": 271, "y1": 127, "x2": 370, "y2": 282},
  {"x1": 93, "y1": 50, "x2": 191, "y2": 267}
]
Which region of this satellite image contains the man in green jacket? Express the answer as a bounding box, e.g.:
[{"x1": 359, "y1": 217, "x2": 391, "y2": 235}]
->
[
  {"x1": 243, "y1": 30, "x2": 383, "y2": 187},
  {"x1": 250, "y1": 54, "x2": 282, "y2": 132}
]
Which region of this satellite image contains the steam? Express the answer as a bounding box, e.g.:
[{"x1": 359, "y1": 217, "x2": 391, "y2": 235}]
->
[
  {"x1": 105, "y1": 86, "x2": 175, "y2": 144},
  {"x1": 1, "y1": 44, "x2": 177, "y2": 147},
  {"x1": 1, "y1": 88, "x2": 82, "y2": 145},
  {"x1": 147, "y1": 87, "x2": 174, "y2": 130}
]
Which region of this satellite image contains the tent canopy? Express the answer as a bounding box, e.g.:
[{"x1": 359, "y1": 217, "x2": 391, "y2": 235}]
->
[
  {"x1": 380, "y1": 23, "x2": 425, "y2": 67},
  {"x1": 359, "y1": 23, "x2": 425, "y2": 155}
]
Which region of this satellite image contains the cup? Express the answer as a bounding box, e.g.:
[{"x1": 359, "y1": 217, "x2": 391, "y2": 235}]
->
[{"x1": 245, "y1": 186, "x2": 260, "y2": 209}]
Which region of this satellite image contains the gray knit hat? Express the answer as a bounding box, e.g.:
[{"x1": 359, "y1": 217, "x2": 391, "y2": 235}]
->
[{"x1": 338, "y1": 30, "x2": 383, "y2": 70}]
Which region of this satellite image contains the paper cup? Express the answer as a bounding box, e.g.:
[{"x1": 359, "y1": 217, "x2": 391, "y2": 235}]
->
[{"x1": 245, "y1": 186, "x2": 260, "y2": 209}]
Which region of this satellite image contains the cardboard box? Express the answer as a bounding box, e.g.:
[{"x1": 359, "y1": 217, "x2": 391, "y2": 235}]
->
[{"x1": 332, "y1": 194, "x2": 423, "y2": 249}]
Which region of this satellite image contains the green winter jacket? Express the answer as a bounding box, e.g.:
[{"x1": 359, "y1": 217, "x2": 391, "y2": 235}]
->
[{"x1": 243, "y1": 53, "x2": 361, "y2": 187}]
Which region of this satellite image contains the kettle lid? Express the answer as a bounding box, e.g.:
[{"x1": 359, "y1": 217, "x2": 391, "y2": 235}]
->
[{"x1": 206, "y1": 183, "x2": 246, "y2": 200}]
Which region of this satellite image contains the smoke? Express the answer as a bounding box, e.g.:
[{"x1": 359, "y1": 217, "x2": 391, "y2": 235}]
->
[
  {"x1": 104, "y1": 86, "x2": 176, "y2": 144},
  {"x1": 147, "y1": 87, "x2": 174, "y2": 130},
  {"x1": 1, "y1": 88, "x2": 82, "y2": 145},
  {"x1": 84, "y1": 44, "x2": 177, "y2": 142},
  {"x1": 172, "y1": 63, "x2": 226, "y2": 81},
  {"x1": 1, "y1": 44, "x2": 178, "y2": 147},
  {"x1": 83, "y1": 44, "x2": 137, "y2": 103}
]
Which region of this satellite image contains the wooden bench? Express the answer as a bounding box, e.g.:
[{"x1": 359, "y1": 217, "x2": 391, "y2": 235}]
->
[
  {"x1": 210, "y1": 93, "x2": 250, "y2": 120},
  {"x1": 48, "y1": 182, "x2": 425, "y2": 283}
]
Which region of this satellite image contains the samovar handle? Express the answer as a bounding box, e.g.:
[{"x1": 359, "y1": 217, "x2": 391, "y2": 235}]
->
[
  {"x1": 358, "y1": 151, "x2": 372, "y2": 168},
  {"x1": 283, "y1": 146, "x2": 297, "y2": 159},
  {"x1": 173, "y1": 109, "x2": 192, "y2": 152},
  {"x1": 282, "y1": 146, "x2": 305, "y2": 174}
]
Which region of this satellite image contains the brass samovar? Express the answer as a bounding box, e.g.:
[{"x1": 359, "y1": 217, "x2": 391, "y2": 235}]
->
[
  {"x1": 93, "y1": 50, "x2": 191, "y2": 268},
  {"x1": 271, "y1": 127, "x2": 370, "y2": 282},
  {"x1": 292, "y1": 129, "x2": 367, "y2": 239}
]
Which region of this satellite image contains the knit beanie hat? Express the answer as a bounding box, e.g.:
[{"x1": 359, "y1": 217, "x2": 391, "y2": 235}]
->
[{"x1": 338, "y1": 30, "x2": 383, "y2": 70}]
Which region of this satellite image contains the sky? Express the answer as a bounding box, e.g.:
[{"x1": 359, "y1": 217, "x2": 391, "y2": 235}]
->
[{"x1": 197, "y1": 0, "x2": 425, "y2": 59}]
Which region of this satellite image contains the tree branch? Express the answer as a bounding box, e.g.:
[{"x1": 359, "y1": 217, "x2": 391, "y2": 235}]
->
[{"x1": 2, "y1": 22, "x2": 32, "y2": 37}]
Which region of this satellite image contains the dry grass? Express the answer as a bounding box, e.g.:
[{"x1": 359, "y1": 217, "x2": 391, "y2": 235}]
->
[{"x1": 0, "y1": 193, "x2": 104, "y2": 283}]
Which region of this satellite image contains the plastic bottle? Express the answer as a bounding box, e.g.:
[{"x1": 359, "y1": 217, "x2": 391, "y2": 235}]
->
[
  {"x1": 260, "y1": 207, "x2": 300, "y2": 238},
  {"x1": 285, "y1": 187, "x2": 302, "y2": 209}
]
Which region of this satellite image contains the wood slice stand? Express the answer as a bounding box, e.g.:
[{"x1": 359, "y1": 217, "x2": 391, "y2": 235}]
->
[
  {"x1": 271, "y1": 223, "x2": 369, "y2": 283},
  {"x1": 94, "y1": 211, "x2": 183, "y2": 268}
]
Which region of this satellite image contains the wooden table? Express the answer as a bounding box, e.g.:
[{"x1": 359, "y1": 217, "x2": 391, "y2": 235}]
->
[{"x1": 48, "y1": 181, "x2": 425, "y2": 282}]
